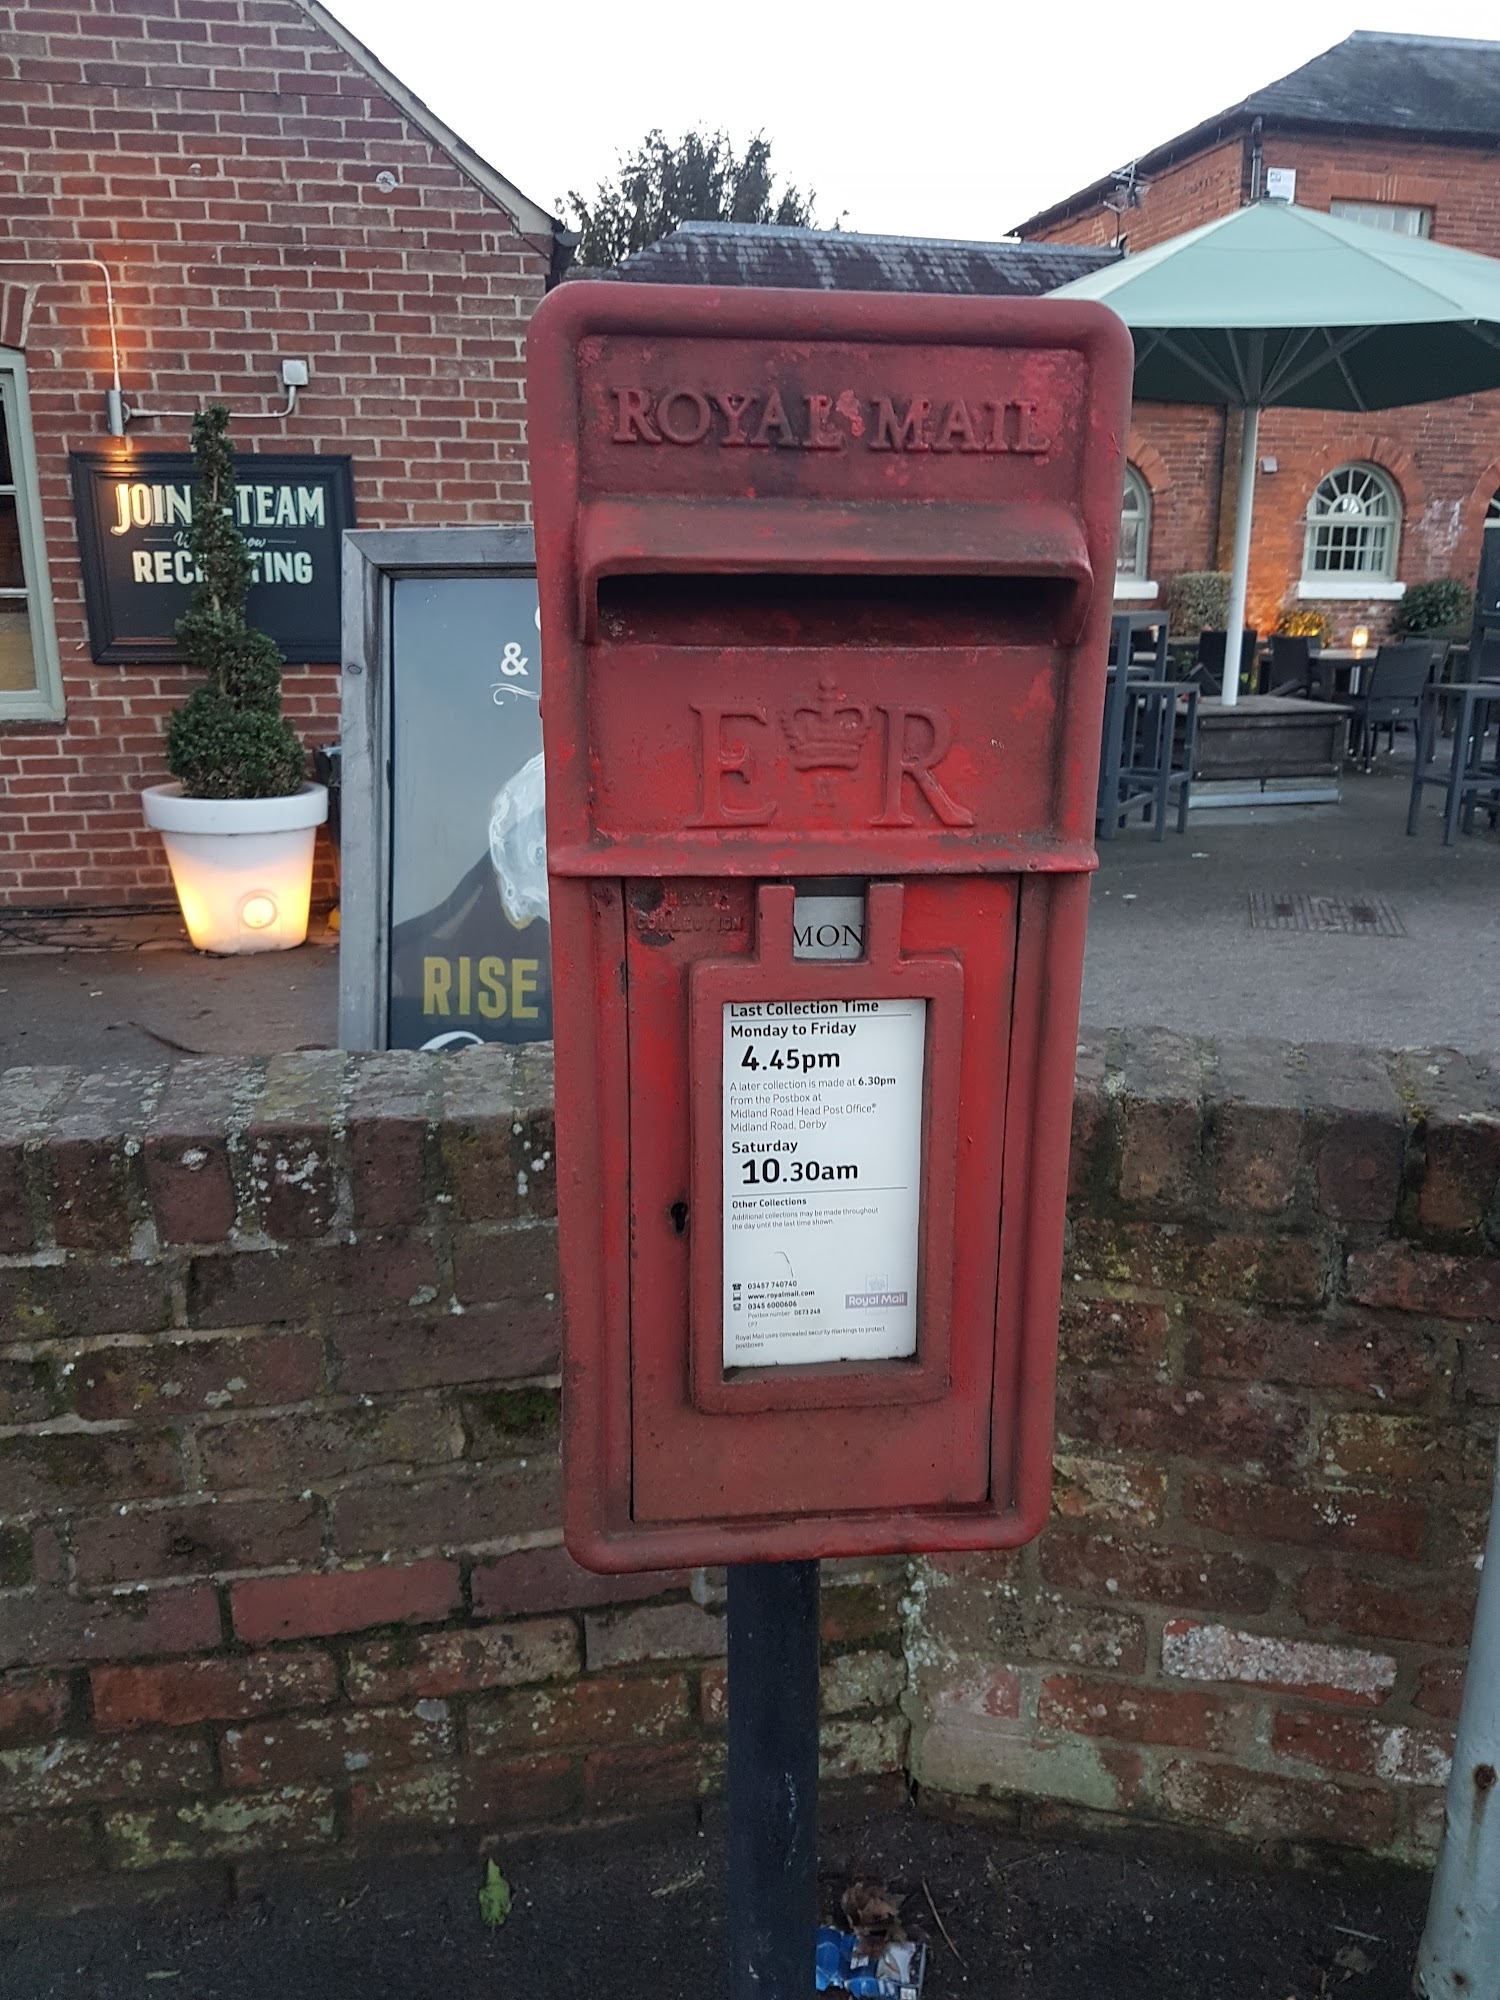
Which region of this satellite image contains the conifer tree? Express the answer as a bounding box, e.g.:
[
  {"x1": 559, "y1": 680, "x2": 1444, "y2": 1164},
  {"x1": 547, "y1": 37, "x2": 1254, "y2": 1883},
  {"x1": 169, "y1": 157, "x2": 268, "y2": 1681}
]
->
[
  {"x1": 165, "y1": 405, "x2": 306, "y2": 799},
  {"x1": 567, "y1": 130, "x2": 818, "y2": 269}
]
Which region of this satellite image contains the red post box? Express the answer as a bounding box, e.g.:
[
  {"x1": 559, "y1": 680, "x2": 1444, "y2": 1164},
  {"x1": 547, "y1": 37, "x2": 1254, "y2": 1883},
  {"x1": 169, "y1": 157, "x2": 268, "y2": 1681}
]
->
[{"x1": 528, "y1": 284, "x2": 1132, "y2": 1572}]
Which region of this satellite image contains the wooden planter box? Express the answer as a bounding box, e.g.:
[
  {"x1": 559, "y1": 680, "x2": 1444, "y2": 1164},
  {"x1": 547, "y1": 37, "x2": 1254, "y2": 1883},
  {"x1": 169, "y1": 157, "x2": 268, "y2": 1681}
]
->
[{"x1": 1193, "y1": 696, "x2": 1350, "y2": 781}]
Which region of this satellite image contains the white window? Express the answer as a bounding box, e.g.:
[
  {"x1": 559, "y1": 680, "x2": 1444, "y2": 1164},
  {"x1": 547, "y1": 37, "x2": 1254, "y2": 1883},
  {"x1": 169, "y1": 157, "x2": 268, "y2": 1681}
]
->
[
  {"x1": 1329, "y1": 200, "x2": 1432, "y2": 238},
  {"x1": 1487, "y1": 489, "x2": 1500, "y2": 529},
  {"x1": 1113, "y1": 464, "x2": 1157, "y2": 601},
  {"x1": 1298, "y1": 463, "x2": 1405, "y2": 600},
  {"x1": 0, "y1": 353, "x2": 64, "y2": 722},
  {"x1": 1117, "y1": 466, "x2": 1150, "y2": 578}
]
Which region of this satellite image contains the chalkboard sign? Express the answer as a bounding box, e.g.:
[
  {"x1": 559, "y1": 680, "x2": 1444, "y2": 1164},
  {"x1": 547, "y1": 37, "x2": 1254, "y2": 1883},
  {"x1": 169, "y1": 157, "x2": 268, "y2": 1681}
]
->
[
  {"x1": 339, "y1": 527, "x2": 552, "y2": 1053},
  {"x1": 70, "y1": 451, "x2": 355, "y2": 664}
]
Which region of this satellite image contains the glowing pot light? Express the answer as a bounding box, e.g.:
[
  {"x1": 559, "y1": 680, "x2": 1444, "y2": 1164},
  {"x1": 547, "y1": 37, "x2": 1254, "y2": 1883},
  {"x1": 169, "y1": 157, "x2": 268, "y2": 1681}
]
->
[
  {"x1": 1351, "y1": 626, "x2": 1370, "y2": 653},
  {"x1": 141, "y1": 785, "x2": 327, "y2": 956}
]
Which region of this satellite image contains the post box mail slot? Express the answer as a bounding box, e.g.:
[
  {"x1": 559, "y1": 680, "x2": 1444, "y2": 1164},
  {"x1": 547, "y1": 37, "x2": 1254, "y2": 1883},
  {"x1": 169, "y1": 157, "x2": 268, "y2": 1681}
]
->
[{"x1": 528, "y1": 284, "x2": 1132, "y2": 1571}]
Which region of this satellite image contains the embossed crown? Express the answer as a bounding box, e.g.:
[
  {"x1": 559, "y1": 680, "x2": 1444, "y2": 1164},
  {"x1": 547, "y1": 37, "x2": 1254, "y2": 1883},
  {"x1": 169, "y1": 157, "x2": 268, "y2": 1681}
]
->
[{"x1": 780, "y1": 677, "x2": 870, "y2": 771}]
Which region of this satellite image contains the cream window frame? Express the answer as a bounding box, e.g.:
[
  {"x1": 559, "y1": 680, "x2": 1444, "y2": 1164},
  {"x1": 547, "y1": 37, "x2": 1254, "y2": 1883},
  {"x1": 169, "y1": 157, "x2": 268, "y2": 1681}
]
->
[
  {"x1": 1329, "y1": 200, "x2": 1432, "y2": 238},
  {"x1": 1113, "y1": 463, "x2": 1158, "y2": 602},
  {"x1": 1298, "y1": 462, "x2": 1402, "y2": 601},
  {"x1": 0, "y1": 351, "x2": 65, "y2": 723}
]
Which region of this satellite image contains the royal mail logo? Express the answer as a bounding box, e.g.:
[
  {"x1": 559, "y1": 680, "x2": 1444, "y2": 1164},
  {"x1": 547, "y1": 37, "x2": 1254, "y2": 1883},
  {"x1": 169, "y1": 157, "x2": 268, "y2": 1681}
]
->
[
  {"x1": 846, "y1": 1290, "x2": 909, "y2": 1309},
  {"x1": 610, "y1": 387, "x2": 1051, "y2": 456}
]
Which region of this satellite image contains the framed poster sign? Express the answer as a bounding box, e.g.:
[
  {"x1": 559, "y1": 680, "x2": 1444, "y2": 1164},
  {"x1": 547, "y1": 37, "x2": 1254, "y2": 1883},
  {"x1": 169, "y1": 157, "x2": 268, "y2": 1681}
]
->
[
  {"x1": 339, "y1": 527, "x2": 551, "y2": 1051},
  {"x1": 70, "y1": 451, "x2": 355, "y2": 664}
]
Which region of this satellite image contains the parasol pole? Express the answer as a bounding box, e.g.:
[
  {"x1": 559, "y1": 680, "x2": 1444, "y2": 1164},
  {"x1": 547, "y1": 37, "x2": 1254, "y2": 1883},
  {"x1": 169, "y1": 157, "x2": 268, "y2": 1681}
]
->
[
  {"x1": 1220, "y1": 402, "x2": 1260, "y2": 707},
  {"x1": 1413, "y1": 1430, "x2": 1500, "y2": 1998}
]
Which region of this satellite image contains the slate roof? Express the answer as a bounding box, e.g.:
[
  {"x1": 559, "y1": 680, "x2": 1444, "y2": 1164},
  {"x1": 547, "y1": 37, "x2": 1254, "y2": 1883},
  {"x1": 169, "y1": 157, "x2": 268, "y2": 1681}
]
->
[
  {"x1": 592, "y1": 222, "x2": 1119, "y2": 296},
  {"x1": 1016, "y1": 31, "x2": 1500, "y2": 236},
  {"x1": 1245, "y1": 31, "x2": 1500, "y2": 140}
]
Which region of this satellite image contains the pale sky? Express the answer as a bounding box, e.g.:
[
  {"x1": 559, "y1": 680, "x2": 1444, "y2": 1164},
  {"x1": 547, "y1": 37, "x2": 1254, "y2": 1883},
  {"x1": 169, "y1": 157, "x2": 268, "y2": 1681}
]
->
[{"x1": 323, "y1": 0, "x2": 1500, "y2": 242}]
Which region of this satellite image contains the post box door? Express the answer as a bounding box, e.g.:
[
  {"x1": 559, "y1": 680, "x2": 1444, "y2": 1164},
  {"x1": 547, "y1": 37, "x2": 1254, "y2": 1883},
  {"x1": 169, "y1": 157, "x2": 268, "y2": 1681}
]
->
[{"x1": 624, "y1": 872, "x2": 1018, "y2": 1526}]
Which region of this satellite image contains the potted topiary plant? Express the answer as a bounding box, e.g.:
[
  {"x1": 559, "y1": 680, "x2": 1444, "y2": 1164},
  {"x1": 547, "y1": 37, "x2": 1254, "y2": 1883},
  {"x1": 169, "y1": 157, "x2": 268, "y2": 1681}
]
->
[{"x1": 141, "y1": 406, "x2": 327, "y2": 954}]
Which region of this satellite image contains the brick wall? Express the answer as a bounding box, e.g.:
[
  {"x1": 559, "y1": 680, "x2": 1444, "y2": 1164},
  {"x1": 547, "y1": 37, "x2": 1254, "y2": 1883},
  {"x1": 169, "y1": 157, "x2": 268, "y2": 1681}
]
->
[
  {"x1": 0, "y1": 0, "x2": 549, "y2": 909},
  {"x1": 1028, "y1": 130, "x2": 1500, "y2": 637},
  {"x1": 0, "y1": 1033, "x2": 1495, "y2": 1903},
  {"x1": 0, "y1": 1046, "x2": 908, "y2": 1906},
  {"x1": 910, "y1": 1027, "x2": 1499, "y2": 1867}
]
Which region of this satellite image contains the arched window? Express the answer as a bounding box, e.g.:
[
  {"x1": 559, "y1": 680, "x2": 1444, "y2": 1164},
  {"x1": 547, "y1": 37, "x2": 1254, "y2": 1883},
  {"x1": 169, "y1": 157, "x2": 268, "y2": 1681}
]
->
[
  {"x1": 1486, "y1": 488, "x2": 1500, "y2": 529},
  {"x1": 1117, "y1": 465, "x2": 1151, "y2": 581},
  {"x1": 1302, "y1": 464, "x2": 1401, "y2": 582}
]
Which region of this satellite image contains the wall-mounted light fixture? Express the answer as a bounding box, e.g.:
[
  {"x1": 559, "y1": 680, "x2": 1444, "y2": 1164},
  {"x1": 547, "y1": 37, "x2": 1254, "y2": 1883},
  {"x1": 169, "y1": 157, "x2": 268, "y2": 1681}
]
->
[
  {"x1": 0, "y1": 256, "x2": 312, "y2": 438},
  {"x1": 110, "y1": 357, "x2": 312, "y2": 434}
]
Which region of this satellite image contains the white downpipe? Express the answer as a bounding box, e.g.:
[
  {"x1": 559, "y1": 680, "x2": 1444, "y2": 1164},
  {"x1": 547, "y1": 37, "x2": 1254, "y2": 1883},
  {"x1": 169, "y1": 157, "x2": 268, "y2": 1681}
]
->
[
  {"x1": 1220, "y1": 404, "x2": 1260, "y2": 708},
  {"x1": 1415, "y1": 1431, "x2": 1500, "y2": 1999}
]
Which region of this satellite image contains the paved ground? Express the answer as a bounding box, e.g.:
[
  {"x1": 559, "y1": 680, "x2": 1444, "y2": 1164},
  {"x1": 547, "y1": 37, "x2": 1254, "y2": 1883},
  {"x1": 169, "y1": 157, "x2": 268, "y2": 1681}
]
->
[
  {"x1": 0, "y1": 1804, "x2": 1429, "y2": 2000},
  {"x1": 1083, "y1": 762, "x2": 1500, "y2": 1053},
  {"x1": 0, "y1": 755, "x2": 1495, "y2": 1068},
  {"x1": 0, "y1": 908, "x2": 337, "y2": 1069}
]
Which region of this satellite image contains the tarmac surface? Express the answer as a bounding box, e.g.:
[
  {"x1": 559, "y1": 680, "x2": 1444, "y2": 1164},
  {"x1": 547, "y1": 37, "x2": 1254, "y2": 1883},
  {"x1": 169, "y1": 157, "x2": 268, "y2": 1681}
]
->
[
  {"x1": 1, "y1": 756, "x2": 1495, "y2": 1068},
  {"x1": 0, "y1": 1803, "x2": 1430, "y2": 2000},
  {"x1": 0, "y1": 773, "x2": 1466, "y2": 1985}
]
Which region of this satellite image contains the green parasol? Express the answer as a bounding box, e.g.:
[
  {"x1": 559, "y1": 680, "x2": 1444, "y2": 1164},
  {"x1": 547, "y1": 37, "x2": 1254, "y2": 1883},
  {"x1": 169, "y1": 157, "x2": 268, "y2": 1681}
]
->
[{"x1": 1052, "y1": 199, "x2": 1500, "y2": 702}]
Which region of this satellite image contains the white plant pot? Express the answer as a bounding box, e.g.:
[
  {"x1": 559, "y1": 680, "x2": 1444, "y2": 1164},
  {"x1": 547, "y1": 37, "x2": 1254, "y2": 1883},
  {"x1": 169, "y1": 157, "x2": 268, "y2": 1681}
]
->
[{"x1": 142, "y1": 782, "x2": 328, "y2": 955}]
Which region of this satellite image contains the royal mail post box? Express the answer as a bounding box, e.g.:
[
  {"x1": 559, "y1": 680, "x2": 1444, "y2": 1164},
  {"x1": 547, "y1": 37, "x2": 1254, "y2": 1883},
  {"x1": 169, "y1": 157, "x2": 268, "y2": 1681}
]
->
[{"x1": 527, "y1": 283, "x2": 1132, "y2": 1571}]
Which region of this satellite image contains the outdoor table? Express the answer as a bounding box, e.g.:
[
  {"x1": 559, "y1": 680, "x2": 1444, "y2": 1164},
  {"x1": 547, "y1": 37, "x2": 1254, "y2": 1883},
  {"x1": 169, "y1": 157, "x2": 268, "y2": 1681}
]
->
[{"x1": 1315, "y1": 648, "x2": 1374, "y2": 696}]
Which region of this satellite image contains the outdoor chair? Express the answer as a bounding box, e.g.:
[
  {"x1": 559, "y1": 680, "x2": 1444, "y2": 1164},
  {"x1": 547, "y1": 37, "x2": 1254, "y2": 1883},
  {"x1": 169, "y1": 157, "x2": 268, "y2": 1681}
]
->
[
  {"x1": 1100, "y1": 679, "x2": 1199, "y2": 839},
  {"x1": 1106, "y1": 613, "x2": 1138, "y2": 670},
  {"x1": 1196, "y1": 628, "x2": 1258, "y2": 697},
  {"x1": 1127, "y1": 618, "x2": 1170, "y2": 674},
  {"x1": 1266, "y1": 633, "x2": 1318, "y2": 698},
  {"x1": 1095, "y1": 663, "x2": 1133, "y2": 841},
  {"x1": 1108, "y1": 613, "x2": 1170, "y2": 674},
  {"x1": 1407, "y1": 681, "x2": 1500, "y2": 844},
  {"x1": 1343, "y1": 639, "x2": 1438, "y2": 770}
]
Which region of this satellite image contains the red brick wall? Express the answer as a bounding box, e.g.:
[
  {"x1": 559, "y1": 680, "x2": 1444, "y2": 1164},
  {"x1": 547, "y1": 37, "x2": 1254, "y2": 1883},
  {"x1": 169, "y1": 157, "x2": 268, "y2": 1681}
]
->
[
  {"x1": 1128, "y1": 406, "x2": 1226, "y2": 590},
  {"x1": 1033, "y1": 137, "x2": 1249, "y2": 255},
  {"x1": 0, "y1": 1034, "x2": 1494, "y2": 1901},
  {"x1": 910, "y1": 1027, "x2": 1497, "y2": 1867},
  {"x1": 0, "y1": 0, "x2": 548, "y2": 909},
  {"x1": 0, "y1": 1046, "x2": 907, "y2": 1906},
  {"x1": 1029, "y1": 131, "x2": 1500, "y2": 637}
]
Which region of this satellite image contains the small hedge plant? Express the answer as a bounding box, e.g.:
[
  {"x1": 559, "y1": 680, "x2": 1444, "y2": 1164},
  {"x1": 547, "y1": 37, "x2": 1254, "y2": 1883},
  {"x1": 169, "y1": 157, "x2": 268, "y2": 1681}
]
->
[
  {"x1": 1393, "y1": 578, "x2": 1473, "y2": 637},
  {"x1": 165, "y1": 406, "x2": 306, "y2": 800},
  {"x1": 1166, "y1": 570, "x2": 1229, "y2": 636}
]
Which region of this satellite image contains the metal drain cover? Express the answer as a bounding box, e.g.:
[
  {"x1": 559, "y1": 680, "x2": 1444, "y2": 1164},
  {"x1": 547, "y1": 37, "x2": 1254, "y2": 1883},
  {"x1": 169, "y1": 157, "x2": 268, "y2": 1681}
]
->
[{"x1": 1248, "y1": 893, "x2": 1406, "y2": 937}]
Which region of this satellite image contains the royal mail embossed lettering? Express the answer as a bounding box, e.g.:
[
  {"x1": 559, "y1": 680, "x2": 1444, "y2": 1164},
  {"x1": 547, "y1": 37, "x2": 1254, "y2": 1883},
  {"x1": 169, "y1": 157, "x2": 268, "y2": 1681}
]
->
[
  {"x1": 688, "y1": 697, "x2": 973, "y2": 830},
  {"x1": 610, "y1": 387, "x2": 1051, "y2": 456}
]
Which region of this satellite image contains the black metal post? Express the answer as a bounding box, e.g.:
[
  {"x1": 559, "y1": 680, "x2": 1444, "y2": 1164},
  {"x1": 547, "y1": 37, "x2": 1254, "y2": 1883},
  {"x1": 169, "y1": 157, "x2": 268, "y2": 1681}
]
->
[{"x1": 727, "y1": 1558, "x2": 821, "y2": 1999}]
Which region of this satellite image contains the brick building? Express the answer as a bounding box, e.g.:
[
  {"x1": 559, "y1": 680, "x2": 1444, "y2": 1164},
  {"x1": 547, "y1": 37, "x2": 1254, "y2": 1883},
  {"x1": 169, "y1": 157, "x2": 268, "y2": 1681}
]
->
[
  {"x1": 1016, "y1": 31, "x2": 1500, "y2": 642},
  {"x1": 0, "y1": 0, "x2": 567, "y2": 909}
]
